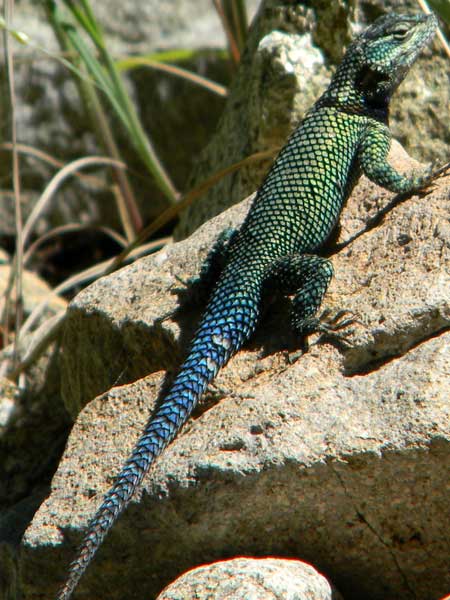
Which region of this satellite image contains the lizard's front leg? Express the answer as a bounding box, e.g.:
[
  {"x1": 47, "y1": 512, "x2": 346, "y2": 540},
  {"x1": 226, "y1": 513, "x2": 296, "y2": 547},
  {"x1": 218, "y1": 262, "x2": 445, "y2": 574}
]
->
[{"x1": 358, "y1": 120, "x2": 445, "y2": 193}]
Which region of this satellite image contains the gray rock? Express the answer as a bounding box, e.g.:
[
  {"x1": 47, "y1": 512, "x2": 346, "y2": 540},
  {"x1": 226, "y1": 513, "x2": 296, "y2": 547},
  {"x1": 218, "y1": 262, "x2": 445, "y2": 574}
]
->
[
  {"x1": 13, "y1": 1, "x2": 248, "y2": 56},
  {"x1": 20, "y1": 146, "x2": 450, "y2": 600},
  {"x1": 175, "y1": 0, "x2": 449, "y2": 238},
  {"x1": 156, "y1": 557, "x2": 344, "y2": 600}
]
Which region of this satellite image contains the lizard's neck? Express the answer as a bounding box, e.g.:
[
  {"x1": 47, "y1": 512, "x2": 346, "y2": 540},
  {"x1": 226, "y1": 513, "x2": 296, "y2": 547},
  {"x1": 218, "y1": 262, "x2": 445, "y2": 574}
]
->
[{"x1": 318, "y1": 49, "x2": 391, "y2": 123}]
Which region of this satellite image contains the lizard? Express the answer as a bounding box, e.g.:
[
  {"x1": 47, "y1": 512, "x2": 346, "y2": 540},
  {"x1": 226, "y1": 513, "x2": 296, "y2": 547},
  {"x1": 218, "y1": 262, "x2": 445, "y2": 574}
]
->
[{"x1": 57, "y1": 12, "x2": 444, "y2": 599}]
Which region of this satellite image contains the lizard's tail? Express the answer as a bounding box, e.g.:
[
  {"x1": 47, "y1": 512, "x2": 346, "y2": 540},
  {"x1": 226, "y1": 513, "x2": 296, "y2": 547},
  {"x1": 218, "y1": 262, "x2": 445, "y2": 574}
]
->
[{"x1": 56, "y1": 278, "x2": 261, "y2": 600}]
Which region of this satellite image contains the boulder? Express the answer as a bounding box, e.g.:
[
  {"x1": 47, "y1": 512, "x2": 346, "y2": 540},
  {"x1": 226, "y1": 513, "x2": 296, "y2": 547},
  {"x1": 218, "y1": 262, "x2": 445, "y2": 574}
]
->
[
  {"x1": 20, "y1": 146, "x2": 450, "y2": 600},
  {"x1": 156, "y1": 557, "x2": 344, "y2": 600}
]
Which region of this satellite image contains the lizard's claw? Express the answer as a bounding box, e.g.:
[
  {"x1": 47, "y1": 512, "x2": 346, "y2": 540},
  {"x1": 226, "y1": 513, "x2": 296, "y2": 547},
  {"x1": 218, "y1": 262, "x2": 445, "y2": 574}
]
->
[
  {"x1": 415, "y1": 161, "x2": 450, "y2": 193},
  {"x1": 293, "y1": 309, "x2": 359, "y2": 351},
  {"x1": 317, "y1": 308, "x2": 357, "y2": 331},
  {"x1": 429, "y1": 160, "x2": 450, "y2": 181},
  {"x1": 315, "y1": 309, "x2": 360, "y2": 350}
]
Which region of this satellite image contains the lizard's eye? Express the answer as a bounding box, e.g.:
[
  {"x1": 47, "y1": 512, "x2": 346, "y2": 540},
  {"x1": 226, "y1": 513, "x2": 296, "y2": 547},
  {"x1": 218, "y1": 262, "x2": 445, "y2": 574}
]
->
[{"x1": 392, "y1": 26, "x2": 410, "y2": 40}]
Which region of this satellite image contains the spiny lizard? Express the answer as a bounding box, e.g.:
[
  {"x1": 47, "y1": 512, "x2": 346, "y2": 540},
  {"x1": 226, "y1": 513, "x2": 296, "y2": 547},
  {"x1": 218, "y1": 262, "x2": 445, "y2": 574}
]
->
[{"x1": 57, "y1": 12, "x2": 443, "y2": 599}]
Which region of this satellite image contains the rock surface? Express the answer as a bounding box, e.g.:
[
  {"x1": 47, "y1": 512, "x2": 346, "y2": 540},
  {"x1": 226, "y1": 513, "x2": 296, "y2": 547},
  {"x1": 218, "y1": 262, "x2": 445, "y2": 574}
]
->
[
  {"x1": 156, "y1": 557, "x2": 344, "y2": 600},
  {"x1": 20, "y1": 146, "x2": 450, "y2": 600},
  {"x1": 175, "y1": 0, "x2": 450, "y2": 238}
]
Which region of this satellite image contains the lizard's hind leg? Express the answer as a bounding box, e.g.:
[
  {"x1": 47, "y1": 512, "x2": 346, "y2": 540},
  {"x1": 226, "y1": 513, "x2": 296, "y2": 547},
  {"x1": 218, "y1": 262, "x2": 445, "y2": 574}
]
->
[
  {"x1": 187, "y1": 227, "x2": 238, "y2": 300},
  {"x1": 197, "y1": 227, "x2": 238, "y2": 290},
  {"x1": 264, "y1": 253, "x2": 336, "y2": 336},
  {"x1": 264, "y1": 254, "x2": 333, "y2": 336},
  {"x1": 264, "y1": 253, "x2": 356, "y2": 348},
  {"x1": 177, "y1": 227, "x2": 238, "y2": 304}
]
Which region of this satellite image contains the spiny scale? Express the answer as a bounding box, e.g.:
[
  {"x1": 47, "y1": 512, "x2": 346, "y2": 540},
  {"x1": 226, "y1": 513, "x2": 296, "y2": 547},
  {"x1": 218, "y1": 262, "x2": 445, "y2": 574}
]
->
[{"x1": 57, "y1": 12, "x2": 438, "y2": 599}]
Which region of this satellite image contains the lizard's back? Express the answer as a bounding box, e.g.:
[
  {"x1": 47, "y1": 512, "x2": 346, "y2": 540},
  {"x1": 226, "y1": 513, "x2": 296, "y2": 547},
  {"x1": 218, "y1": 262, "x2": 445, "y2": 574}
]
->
[{"x1": 231, "y1": 106, "x2": 367, "y2": 264}]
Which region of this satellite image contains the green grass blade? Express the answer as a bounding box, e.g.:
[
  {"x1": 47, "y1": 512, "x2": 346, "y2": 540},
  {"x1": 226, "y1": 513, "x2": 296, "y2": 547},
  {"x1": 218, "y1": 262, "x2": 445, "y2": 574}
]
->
[
  {"x1": 63, "y1": 24, "x2": 130, "y2": 125},
  {"x1": 62, "y1": 0, "x2": 102, "y2": 45},
  {"x1": 62, "y1": 0, "x2": 178, "y2": 202}
]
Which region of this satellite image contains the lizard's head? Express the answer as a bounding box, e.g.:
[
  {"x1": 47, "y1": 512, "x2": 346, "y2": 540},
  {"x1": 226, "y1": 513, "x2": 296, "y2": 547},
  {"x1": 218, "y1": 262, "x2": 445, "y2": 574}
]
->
[{"x1": 351, "y1": 12, "x2": 438, "y2": 103}]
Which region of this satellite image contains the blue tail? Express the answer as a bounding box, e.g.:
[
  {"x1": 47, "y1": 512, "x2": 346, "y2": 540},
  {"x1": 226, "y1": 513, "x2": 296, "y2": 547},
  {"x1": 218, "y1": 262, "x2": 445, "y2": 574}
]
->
[{"x1": 56, "y1": 275, "x2": 261, "y2": 599}]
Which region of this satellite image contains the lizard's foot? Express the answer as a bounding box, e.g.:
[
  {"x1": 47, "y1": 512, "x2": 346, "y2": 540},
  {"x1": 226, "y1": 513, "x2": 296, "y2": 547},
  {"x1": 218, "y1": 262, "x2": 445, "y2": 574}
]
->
[
  {"x1": 317, "y1": 308, "x2": 357, "y2": 332},
  {"x1": 287, "y1": 309, "x2": 357, "y2": 361},
  {"x1": 295, "y1": 308, "x2": 356, "y2": 335},
  {"x1": 409, "y1": 161, "x2": 450, "y2": 193},
  {"x1": 316, "y1": 309, "x2": 359, "y2": 350},
  {"x1": 294, "y1": 309, "x2": 358, "y2": 351}
]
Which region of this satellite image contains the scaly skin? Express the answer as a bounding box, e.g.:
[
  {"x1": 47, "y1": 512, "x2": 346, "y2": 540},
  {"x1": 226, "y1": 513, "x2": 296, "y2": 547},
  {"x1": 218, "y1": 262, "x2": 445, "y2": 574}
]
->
[{"x1": 57, "y1": 12, "x2": 439, "y2": 599}]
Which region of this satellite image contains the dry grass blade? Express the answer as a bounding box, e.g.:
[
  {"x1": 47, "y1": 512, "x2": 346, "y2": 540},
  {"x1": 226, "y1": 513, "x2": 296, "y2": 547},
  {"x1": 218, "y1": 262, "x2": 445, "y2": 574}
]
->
[
  {"x1": 112, "y1": 183, "x2": 140, "y2": 243},
  {"x1": 229, "y1": 0, "x2": 248, "y2": 53},
  {"x1": 17, "y1": 237, "x2": 170, "y2": 344},
  {"x1": 23, "y1": 224, "x2": 127, "y2": 266},
  {"x1": 116, "y1": 57, "x2": 228, "y2": 97},
  {"x1": 0, "y1": 142, "x2": 105, "y2": 189},
  {"x1": 213, "y1": 0, "x2": 241, "y2": 65},
  {"x1": 21, "y1": 156, "x2": 126, "y2": 248},
  {"x1": 3, "y1": 0, "x2": 24, "y2": 364}
]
